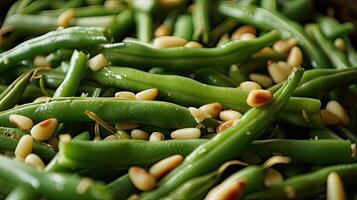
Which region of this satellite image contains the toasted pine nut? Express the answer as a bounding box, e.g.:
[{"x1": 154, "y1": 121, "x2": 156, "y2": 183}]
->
[
  {"x1": 33, "y1": 55, "x2": 51, "y2": 68},
  {"x1": 334, "y1": 38, "x2": 346, "y2": 51},
  {"x1": 31, "y1": 118, "x2": 58, "y2": 141},
  {"x1": 268, "y1": 61, "x2": 291, "y2": 83},
  {"x1": 264, "y1": 168, "x2": 284, "y2": 187},
  {"x1": 239, "y1": 81, "x2": 262, "y2": 92},
  {"x1": 59, "y1": 134, "x2": 72, "y2": 143},
  {"x1": 104, "y1": 135, "x2": 118, "y2": 140},
  {"x1": 135, "y1": 88, "x2": 159, "y2": 100},
  {"x1": 231, "y1": 25, "x2": 257, "y2": 40},
  {"x1": 327, "y1": 172, "x2": 346, "y2": 200},
  {"x1": 131, "y1": 129, "x2": 150, "y2": 140},
  {"x1": 115, "y1": 91, "x2": 136, "y2": 100},
  {"x1": 76, "y1": 177, "x2": 94, "y2": 194},
  {"x1": 115, "y1": 122, "x2": 140, "y2": 130},
  {"x1": 57, "y1": 9, "x2": 75, "y2": 28},
  {"x1": 249, "y1": 73, "x2": 273, "y2": 88},
  {"x1": 154, "y1": 24, "x2": 171, "y2": 37},
  {"x1": 287, "y1": 47, "x2": 303, "y2": 67},
  {"x1": 219, "y1": 110, "x2": 242, "y2": 121},
  {"x1": 247, "y1": 89, "x2": 273, "y2": 108},
  {"x1": 239, "y1": 33, "x2": 256, "y2": 41},
  {"x1": 320, "y1": 109, "x2": 339, "y2": 125},
  {"x1": 184, "y1": 41, "x2": 204, "y2": 48},
  {"x1": 159, "y1": 0, "x2": 184, "y2": 8},
  {"x1": 253, "y1": 47, "x2": 275, "y2": 58},
  {"x1": 15, "y1": 135, "x2": 33, "y2": 158},
  {"x1": 205, "y1": 179, "x2": 246, "y2": 200},
  {"x1": 149, "y1": 155, "x2": 184, "y2": 179},
  {"x1": 149, "y1": 132, "x2": 165, "y2": 141},
  {"x1": 152, "y1": 36, "x2": 187, "y2": 48},
  {"x1": 104, "y1": 0, "x2": 123, "y2": 8},
  {"x1": 127, "y1": 194, "x2": 140, "y2": 200},
  {"x1": 171, "y1": 128, "x2": 201, "y2": 139},
  {"x1": 9, "y1": 114, "x2": 33, "y2": 130},
  {"x1": 129, "y1": 166, "x2": 156, "y2": 191},
  {"x1": 273, "y1": 38, "x2": 298, "y2": 54},
  {"x1": 284, "y1": 186, "x2": 296, "y2": 199},
  {"x1": 14, "y1": 156, "x2": 24, "y2": 162},
  {"x1": 24, "y1": 153, "x2": 45, "y2": 170},
  {"x1": 88, "y1": 54, "x2": 111, "y2": 71},
  {"x1": 189, "y1": 107, "x2": 211, "y2": 123},
  {"x1": 199, "y1": 103, "x2": 222, "y2": 118},
  {"x1": 326, "y1": 101, "x2": 350, "y2": 125},
  {"x1": 216, "y1": 119, "x2": 238, "y2": 133}
]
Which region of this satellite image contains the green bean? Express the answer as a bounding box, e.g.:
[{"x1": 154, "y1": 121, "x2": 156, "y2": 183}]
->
[
  {"x1": 345, "y1": 37, "x2": 357, "y2": 67},
  {"x1": 132, "y1": 0, "x2": 157, "y2": 42},
  {"x1": 334, "y1": 125, "x2": 357, "y2": 144},
  {"x1": 40, "y1": 5, "x2": 126, "y2": 17},
  {"x1": 0, "y1": 127, "x2": 56, "y2": 162},
  {"x1": 140, "y1": 68, "x2": 303, "y2": 199},
  {"x1": 219, "y1": 2, "x2": 328, "y2": 68},
  {"x1": 21, "y1": 0, "x2": 51, "y2": 14},
  {"x1": 100, "y1": 30, "x2": 279, "y2": 71},
  {"x1": 0, "y1": 178, "x2": 14, "y2": 199},
  {"x1": 318, "y1": 16, "x2": 355, "y2": 40},
  {"x1": 261, "y1": 0, "x2": 276, "y2": 11},
  {"x1": 0, "y1": 70, "x2": 32, "y2": 111},
  {"x1": 278, "y1": 0, "x2": 314, "y2": 22},
  {"x1": 53, "y1": 51, "x2": 88, "y2": 98},
  {"x1": 0, "y1": 27, "x2": 110, "y2": 72},
  {"x1": 106, "y1": 174, "x2": 138, "y2": 200},
  {"x1": 192, "y1": 68, "x2": 238, "y2": 87},
  {"x1": 46, "y1": 49, "x2": 74, "y2": 67},
  {"x1": 209, "y1": 19, "x2": 238, "y2": 47},
  {"x1": 173, "y1": 14, "x2": 193, "y2": 41},
  {"x1": 5, "y1": 185, "x2": 38, "y2": 200},
  {"x1": 193, "y1": 0, "x2": 211, "y2": 44},
  {"x1": 0, "y1": 155, "x2": 112, "y2": 200},
  {"x1": 309, "y1": 128, "x2": 341, "y2": 140},
  {"x1": 89, "y1": 66, "x2": 322, "y2": 128},
  {"x1": 244, "y1": 163, "x2": 357, "y2": 200},
  {"x1": 0, "y1": 97, "x2": 198, "y2": 129}
]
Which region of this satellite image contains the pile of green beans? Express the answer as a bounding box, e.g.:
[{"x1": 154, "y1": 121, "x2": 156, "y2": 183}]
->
[{"x1": 0, "y1": 0, "x2": 357, "y2": 199}]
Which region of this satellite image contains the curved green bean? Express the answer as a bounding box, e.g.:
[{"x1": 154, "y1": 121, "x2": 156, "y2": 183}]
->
[
  {"x1": 107, "y1": 174, "x2": 138, "y2": 200},
  {"x1": 5, "y1": 185, "x2": 38, "y2": 200}
]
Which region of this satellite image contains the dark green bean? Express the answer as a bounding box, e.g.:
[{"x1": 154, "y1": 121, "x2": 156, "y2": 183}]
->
[
  {"x1": 21, "y1": 0, "x2": 51, "y2": 14},
  {"x1": 173, "y1": 14, "x2": 193, "y2": 41},
  {"x1": 192, "y1": 68, "x2": 238, "y2": 87},
  {"x1": 318, "y1": 16, "x2": 355, "y2": 40},
  {"x1": 219, "y1": 2, "x2": 328, "y2": 68},
  {"x1": 106, "y1": 174, "x2": 138, "y2": 200},
  {"x1": 278, "y1": 0, "x2": 314, "y2": 22},
  {"x1": 334, "y1": 125, "x2": 357, "y2": 144},
  {"x1": 309, "y1": 128, "x2": 341, "y2": 140},
  {"x1": 193, "y1": 0, "x2": 211, "y2": 44},
  {"x1": 209, "y1": 19, "x2": 238, "y2": 47},
  {"x1": 345, "y1": 37, "x2": 357, "y2": 67}
]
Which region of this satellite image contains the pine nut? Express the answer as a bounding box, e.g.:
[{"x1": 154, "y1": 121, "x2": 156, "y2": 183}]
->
[
  {"x1": 24, "y1": 153, "x2": 45, "y2": 170},
  {"x1": 199, "y1": 103, "x2": 222, "y2": 118},
  {"x1": 115, "y1": 91, "x2": 136, "y2": 100},
  {"x1": 184, "y1": 41, "x2": 204, "y2": 48},
  {"x1": 334, "y1": 38, "x2": 346, "y2": 51},
  {"x1": 127, "y1": 194, "x2": 140, "y2": 200},
  {"x1": 284, "y1": 186, "x2": 296, "y2": 199},
  {"x1": 33, "y1": 55, "x2": 51, "y2": 68},
  {"x1": 327, "y1": 172, "x2": 346, "y2": 200},
  {"x1": 57, "y1": 9, "x2": 76, "y2": 28},
  {"x1": 247, "y1": 89, "x2": 273, "y2": 108},
  {"x1": 249, "y1": 73, "x2": 273, "y2": 88},
  {"x1": 216, "y1": 119, "x2": 238, "y2": 133},
  {"x1": 264, "y1": 168, "x2": 284, "y2": 187},
  {"x1": 115, "y1": 122, "x2": 140, "y2": 130},
  {"x1": 239, "y1": 32, "x2": 256, "y2": 41},
  {"x1": 76, "y1": 177, "x2": 94, "y2": 194},
  {"x1": 104, "y1": 0, "x2": 123, "y2": 9},
  {"x1": 171, "y1": 128, "x2": 201, "y2": 139},
  {"x1": 33, "y1": 96, "x2": 51, "y2": 103},
  {"x1": 320, "y1": 109, "x2": 339, "y2": 125},
  {"x1": 219, "y1": 110, "x2": 242, "y2": 121},
  {"x1": 239, "y1": 81, "x2": 262, "y2": 92},
  {"x1": 287, "y1": 46, "x2": 303, "y2": 67},
  {"x1": 152, "y1": 36, "x2": 187, "y2": 48},
  {"x1": 15, "y1": 135, "x2": 33, "y2": 158},
  {"x1": 231, "y1": 25, "x2": 257, "y2": 40},
  {"x1": 129, "y1": 166, "x2": 156, "y2": 191},
  {"x1": 131, "y1": 129, "x2": 150, "y2": 140},
  {"x1": 268, "y1": 61, "x2": 291, "y2": 83},
  {"x1": 159, "y1": 0, "x2": 183, "y2": 8},
  {"x1": 154, "y1": 24, "x2": 171, "y2": 37},
  {"x1": 326, "y1": 101, "x2": 350, "y2": 125},
  {"x1": 205, "y1": 179, "x2": 246, "y2": 200},
  {"x1": 9, "y1": 114, "x2": 33, "y2": 130},
  {"x1": 149, "y1": 132, "x2": 165, "y2": 141},
  {"x1": 253, "y1": 47, "x2": 275, "y2": 58},
  {"x1": 135, "y1": 88, "x2": 159, "y2": 100},
  {"x1": 273, "y1": 38, "x2": 298, "y2": 54},
  {"x1": 104, "y1": 135, "x2": 118, "y2": 140},
  {"x1": 88, "y1": 54, "x2": 111, "y2": 71},
  {"x1": 149, "y1": 155, "x2": 184, "y2": 179},
  {"x1": 14, "y1": 156, "x2": 24, "y2": 162},
  {"x1": 189, "y1": 107, "x2": 211, "y2": 123},
  {"x1": 31, "y1": 118, "x2": 58, "y2": 141},
  {"x1": 59, "y1": 134, "x2": 72, "y2": 143}
]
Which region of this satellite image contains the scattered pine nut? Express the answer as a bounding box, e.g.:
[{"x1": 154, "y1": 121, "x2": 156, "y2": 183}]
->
[
  {"x1": 284, "y1": 186, "x2": 296, "y2": 199},
  {"x1": 268, "y1": 61, "x2": 292, "y2": 83},
  {"x1": 76, "y1": 177, "x2": 94, "y2": 194},
  {"x1": 14, "y1": 156, "x2": 24, "y2": 162},
  {"x1": 149, "y1": 132, "x2": 165, "y2": 141},
  {"x1": 149, "y1": 155, "x2": 184, "y2": 179},
  {"x1": 9, "y1": 114, "x2": 33, "y2": 130},
  {"x1": 15, "y1": 135, "x2": 33, "y2": 159},
  {"x1": 127, "y1": 194, "x2": 140, "y2": 200},
  {"x1": 239, "y1": 81, "x2": 262, "y2": 92},
  {"x1": 59, "y1": 134, "x2": 72, "y2": 143},
  {"x1": 129, "y1": 166, "x2": 156, "y2": 191},
  {"x1": 264, "y1": 168, "x2": 284, "y2": 187},
  {"x1": 205, "y1": 179, "x2": 246, "y2": 200},
  {"x1": 273, "y1": 38, "x2": 298, "y2": 54},
  {"x1": 152, "y1": 36, "x2": 187, "y2": 48},
  {"x1": 326, "y1": 101, "x2": 350, "y2": 125},
  {"x1": 239, "y1": 33, "x2": 256, "y2": 41},
  {"x1": 219, "y1": 110, "x2": 242, "y2": 121},
  {"x1": 184, "y1": 41, "x2": 204, "y2": 48},
  {"x1": 154, "y1": 24, "x2": 171, "y2": 37},
  {"x1": 31, "y1": 118, "x2": 58, "y2": 141},
  {"x1": 253, "y1": 47, "x2": 275, "y2": 58},
  {"x1": 131, "y1": 129, "x2": 150, "y2": 140},
  {"x1": 104, "y1": 135, "x2": 118, "y2": 140},
  {"x1": 88, "y1": 54, "x2": 111, "y2": 71},
  {"x1": 159, "y1": 0, "x2": 184, "y2": 8},
  {"x1": 115, "y1": 122, "x2": 140, "y2": 130},
  {"x1": 189, "y1": 107, "x2": 211, "y2": 123},
  {"x1": 135, "y1": 88, "x2": 159, "y2": 100},
  {"x1": 115, "y1": 91, "x2": 136, "y2": 100},
  {"x1": 246, "y1": 89, "x2": 273, "y2": 108},
  {"x1": 287, "y1": 47, "x2": 303, "y2": 67},
  {"x1": 216, "y1": 119, "x2": 238, "y2": 133},
  {"x1": 231, "y1": 25, "x2": 257, "y2": 40},
  {"x1": 57, "y1": 9, "x2": 76, "y2": 28},
  {"x1": 327, "y1": 172, "x2": 346, "y2": 200},
  {"x1": 334, "y1": 38, "x2": 346, "y2": 51},
  {"x1": 24, "y1": 153, "x2": 45, "y2": 170},
  {"x1": 249, "y1": 73, "x2": 273, "y2": 88},
  {"x1": 199, "y1": 103, "x2": 222, "y2": 118},
  {"x1": 171, "y1": 128, "x2": 201, "y2": 139},
  {"x1": 33, "y1": 55, "x2": 51, "y2": 68},
  {"x1": 320, "y1": 109, "x2": 339, "y2": 125}
]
